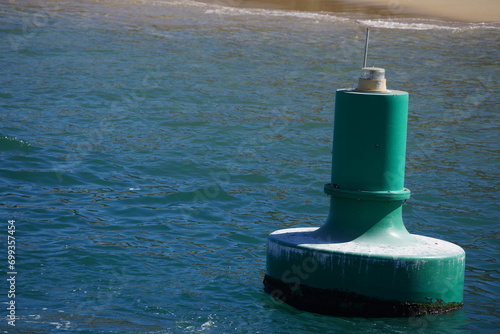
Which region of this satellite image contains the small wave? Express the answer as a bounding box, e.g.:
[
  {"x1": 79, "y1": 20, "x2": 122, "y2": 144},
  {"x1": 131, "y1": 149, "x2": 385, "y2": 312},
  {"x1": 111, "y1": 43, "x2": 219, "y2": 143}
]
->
[
  {"x1": 204, "y1": 5, "x2": 348, "y2": 23},
  {"x1": 118, "y1": 1, "x2": 500, "y2": 30},
  {"x1": 357, "y1": 19, "x2": 500, "y2": 30},
  {"x1": 195, "y1": 0, "x2": 500, "y2": 30},
  {"x1": 0, "y1": 135, "x2": 32, "y2": 150}
]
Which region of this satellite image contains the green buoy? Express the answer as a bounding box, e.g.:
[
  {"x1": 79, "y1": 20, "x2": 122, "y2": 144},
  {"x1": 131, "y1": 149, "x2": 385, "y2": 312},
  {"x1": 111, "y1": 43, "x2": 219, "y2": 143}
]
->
[{"x1": 263, "y1": 31, "x2": 465, "y2": 317}]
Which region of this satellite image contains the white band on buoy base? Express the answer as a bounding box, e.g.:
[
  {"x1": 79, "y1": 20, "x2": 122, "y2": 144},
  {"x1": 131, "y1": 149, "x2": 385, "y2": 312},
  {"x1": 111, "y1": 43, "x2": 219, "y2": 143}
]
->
[{"x1": 357, "y1": 67, "x2": 387, "y2": 92}]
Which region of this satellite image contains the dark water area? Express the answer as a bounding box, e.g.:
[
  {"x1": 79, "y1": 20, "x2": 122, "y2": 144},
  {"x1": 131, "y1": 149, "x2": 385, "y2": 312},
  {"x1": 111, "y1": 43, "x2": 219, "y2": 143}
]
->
[{"x1": 0, "y1": 0, "x2": 498, "y2": 333}]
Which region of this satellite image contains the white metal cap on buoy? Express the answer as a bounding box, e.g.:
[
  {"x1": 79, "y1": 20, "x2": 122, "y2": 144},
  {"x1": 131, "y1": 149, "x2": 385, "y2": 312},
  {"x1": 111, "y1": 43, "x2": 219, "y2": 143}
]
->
[
  {"x1": 356, "y1": 67, "x2": 387, "y2": 92},
  {"x1": 355, "y1": 28, "x2": 387, "y2": 92}
]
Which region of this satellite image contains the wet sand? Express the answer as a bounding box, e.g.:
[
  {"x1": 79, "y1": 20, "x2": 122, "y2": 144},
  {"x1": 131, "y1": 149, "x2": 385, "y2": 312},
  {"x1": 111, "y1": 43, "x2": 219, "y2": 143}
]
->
[{"x1": 205, "y1": 0, "x2": 500, "y2": 22}]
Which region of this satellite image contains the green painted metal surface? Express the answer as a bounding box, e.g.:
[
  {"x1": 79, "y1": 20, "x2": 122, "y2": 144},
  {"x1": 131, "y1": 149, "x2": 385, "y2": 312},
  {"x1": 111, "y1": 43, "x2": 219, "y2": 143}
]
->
[
  {"x1": 319, "y1": 90, "x2": 414, "y2": 243},
  {"x1": 331, "y1": 90, "x2": 409, "y2": 191},
  {"x1": 265, "y1": 227, "x2": 465, "y2": 303},
  {"x1": 264, "y1": 87, "x2": 466, "y2": 317}
]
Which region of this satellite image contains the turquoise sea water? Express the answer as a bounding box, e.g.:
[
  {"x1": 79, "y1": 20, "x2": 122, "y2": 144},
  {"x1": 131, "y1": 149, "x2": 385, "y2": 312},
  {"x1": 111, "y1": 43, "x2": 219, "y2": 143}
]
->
[{"x1": 1, "y1": 0, "x2": 499, "y2": 333}]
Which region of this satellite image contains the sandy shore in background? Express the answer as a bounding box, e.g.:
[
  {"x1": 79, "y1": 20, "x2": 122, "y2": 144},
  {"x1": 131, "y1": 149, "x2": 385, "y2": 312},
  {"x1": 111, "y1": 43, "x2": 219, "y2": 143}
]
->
[{"x1": 207, "y1": 0, "x2": 500, "y2": 22}]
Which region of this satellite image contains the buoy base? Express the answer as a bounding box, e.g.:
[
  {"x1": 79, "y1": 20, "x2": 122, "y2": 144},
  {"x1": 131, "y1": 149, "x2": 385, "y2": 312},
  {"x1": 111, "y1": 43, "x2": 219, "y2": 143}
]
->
[
  {"x1": 264, "y1": 227, "x2": 465, "y2": 317},
  {"x1": 263, "y1": 274, "x2": 463, "y2": 317}
]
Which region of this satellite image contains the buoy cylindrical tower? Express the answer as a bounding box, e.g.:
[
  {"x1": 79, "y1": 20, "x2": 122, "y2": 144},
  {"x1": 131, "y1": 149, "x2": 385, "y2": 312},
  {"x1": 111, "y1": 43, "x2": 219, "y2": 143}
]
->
[{"x1": 263, "y1": 66, "x2": 465, "y2": 317}]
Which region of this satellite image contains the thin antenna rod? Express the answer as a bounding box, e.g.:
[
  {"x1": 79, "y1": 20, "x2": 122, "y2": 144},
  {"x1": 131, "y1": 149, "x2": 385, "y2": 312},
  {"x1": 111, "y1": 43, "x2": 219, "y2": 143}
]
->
[{"x1": 363, "y1": 28, "x2": 370, "y2": 68}]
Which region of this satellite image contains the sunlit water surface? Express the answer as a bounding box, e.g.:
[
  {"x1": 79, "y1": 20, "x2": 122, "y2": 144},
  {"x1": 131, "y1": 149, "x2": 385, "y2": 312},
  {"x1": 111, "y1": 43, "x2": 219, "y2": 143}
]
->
[{"x1": 0, "y1": 0, "x2": 498, "y2": 333}]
